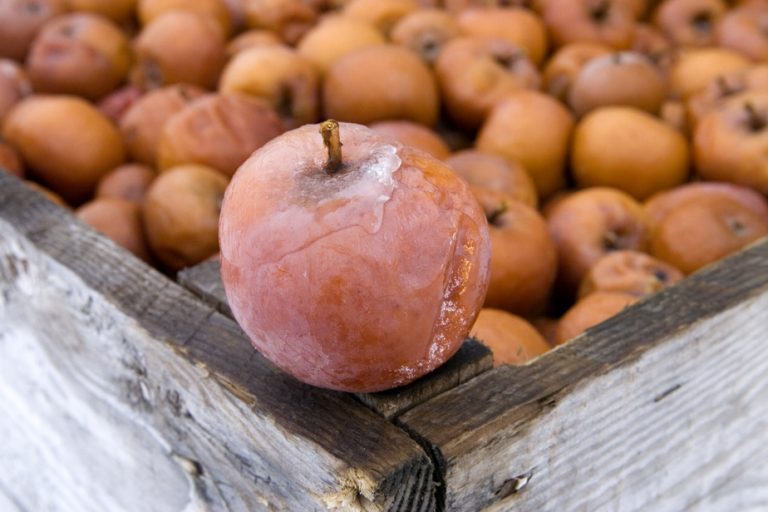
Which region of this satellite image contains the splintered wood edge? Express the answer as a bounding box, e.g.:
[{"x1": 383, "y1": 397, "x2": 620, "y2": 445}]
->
[
  {"x1": 398, "y1": 235, "x2": 768, "y2": 511},
  {"x1": 177, "y1": 260, "x2": 494, "y2": 420},
  {"x1": 0, "y1": 172, "x2": 436, "y2": 511}
]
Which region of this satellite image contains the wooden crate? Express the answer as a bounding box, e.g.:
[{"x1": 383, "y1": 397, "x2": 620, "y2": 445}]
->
[{"x1": 2, "y1": 170, "x2": 767, "y2": 511}]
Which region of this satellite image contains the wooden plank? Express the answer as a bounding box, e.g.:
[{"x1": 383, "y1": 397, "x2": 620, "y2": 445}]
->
[
  {"x1": 0, "y1": 172, "x2": 437, "y2": 511},
  {"x1": 177, "y1": 259, "x2": 493, "y2": 420},
  {"x1": 398, "y1": 236, "x2": 768, "y2": 511}
]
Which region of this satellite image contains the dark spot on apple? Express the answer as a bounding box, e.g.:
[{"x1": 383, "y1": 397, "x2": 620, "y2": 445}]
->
[
  {"x1": 691, "y1": 11, "x2": 712, "y2": 34},
  {"x1": 25, "y1": 1, "x2": 42, "y2": 14},
  {"x1": 602, "y1": 230, "x2": 622, "y2": 251},
  {"x1": 726, "y1": 216, "x2": 747, "y2": 235},
  {"x1": 743, "y1": 101, "x2": 767, "y2": 132},
  {"x1": 420, "y1": 35, "x2": 441, "y2": 64},
  {"x1": 653, "y1": 268, "x2": 668, "y2": 282},
  {"x1": 590, "y1": 0, "x2": 611, "y2": 24},
  {"x1": 493, "y1": 51, "x2": 522, "y2": 71}
]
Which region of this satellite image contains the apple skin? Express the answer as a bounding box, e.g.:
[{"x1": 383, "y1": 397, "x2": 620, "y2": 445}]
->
[
  {"x1": 693, "y1": 90, "x2": 768, "y2": 194},
  {"x1": 219, "y1": 122, "x2": 491, "y2": 392}
]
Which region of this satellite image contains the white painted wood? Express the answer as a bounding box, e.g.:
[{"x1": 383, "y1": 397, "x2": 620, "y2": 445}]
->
[
  {"x1": 0, "y1": 214, "x2": 432, "y2": 512},
  {"x1": 455, "y1": 291, "x2": 768, "y2": 512}
]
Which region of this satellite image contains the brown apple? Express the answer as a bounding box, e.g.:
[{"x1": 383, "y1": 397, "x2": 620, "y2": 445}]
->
[
  {"x1": 541, "y1": 0, "x2": 636, "y2": 50},
  {"x1": 218, "y1": 45, "x2": 320, "y2": 129},
  {"x1": 686, "y1": 64, "x2": 768, "y2": 129},
  {"x1": 0, "y1": 140, "x2": 25, "y2": 179},
  {"x1": 568, "y1": 51, "x2": 666, "y2": 117},
  {"x1": 226, "y1": 29, "x2": 284, "y2": 58},
  {"x1": 435, "y1": 36, "x2": 541, "y2": 130},
  {"x1": 476, "y1": 90, "x2": 574, "y2": 199},
  {"x1": 571, "y1": 106, "x2": 690, "y2": 200},
  {"x1": 0, "y1": 0, "x2": 66, "y2": 61},
  {"x1": 389, "y1": 8, "x2": 462, "y2": 65},
  {"x1": 368, "y1": 120, "x2": 451, "y2": 159},
  {"x1": 323, "y1": 44, "x2": 440, "y2": 126},
  {"x1": 650, "y1": 194, "x2": 768, "y2": 274},
  {"x1": 668, "y1": 47, "x2": 752, "y2": 100},
  {"x1": 577, "y1": 249, "x2": 684, "y2": 298},
  {"x1": 341, "y1": 0, "x2": 418, "y2": 36},
  {"x1": 644, "y1": 181, "x2": 768, "y2": 229},
  {"x1": 0, "y1": 59, "x2": 31, "y2": 122},
  {"x1": 242, "y1": 0, "x2": 318, "y2": 45},
  {"x1": 142, "y1": 163, "x2": 229, "y2": 271},
  {"x1": 445, "y1": 149, "x2": 538, "y2": 208},
  {"x1": 119, "y1": 83, "x2": 206, "y2": 166},
  {"x1": 474, "y1": 188, "x2": 558, "y2": 317},
  {"x1": 651, "y1": 0, "x2": 726, "y2": 48},
  {"x1": 542, "y1": 41, "x2": 613, "y2": 101},
  {"x1": 64, "y1": 0, "x2": 138, "y2": 24},
  {"x1": 554, "y1": 291, "x2": 638, "y2": 345},
  {"x1": 156, "y1": 93, "x2": 284, "y2": 177},
  {"x1": 138, "y1": 0, "x2": 233, "y2": 36},
  {"x1": 95, "y1": 163, "x2": 156, "y2": 204},
  {"x1": 630, "y1": 23, "x2": 674, "y2": 72},
  {"x1": 296, "y1": 15, "x2": 384, "y2": 75},
  {"x1": 455, "y1": 7, "x2": 549, "y2": 65},
  {"x1": 27, "y1": 13, "x2": 133, "y2": 101},
  {"x1": 97, "y1": 85, "x2": 143, "y2": 125},
  {"x1": 76, "y1": 197, "x2": 153, "y2": 263},
  {"x1": 131, "y1": 11, "x2": 227, "y2": 90},
  {"x1": 715, "y1": 3, "x2": 768, "y2": 61},
  {"x1": 3, "y1": 95, "x2": 125, "y2": 205},
  {"x1": 546, "y1": 187, "x2": 650, "y2": 294},
  {"x1": 470, "y1": 308, "x2": 551, "y2": 366},
  {"x1": 693, "y1": 90, "x2": 768, "y2": 194}
]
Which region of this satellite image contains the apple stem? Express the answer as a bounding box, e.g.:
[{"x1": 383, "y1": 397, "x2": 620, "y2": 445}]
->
[
  {"x1": 320, "y1": 119, "x2": 343, "y2": 174},
  {"x1": 487, "y1": 202, "x2": 508, "y2": 225}
]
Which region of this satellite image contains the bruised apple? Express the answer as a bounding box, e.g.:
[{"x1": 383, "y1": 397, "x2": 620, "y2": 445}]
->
[{"x1": 219, "y1": 120, "x2": 491, "y2": 392}]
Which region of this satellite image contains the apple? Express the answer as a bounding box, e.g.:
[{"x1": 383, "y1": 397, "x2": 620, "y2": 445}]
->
[
  {"x1": 567, "y1": 51, "x2": 666, "y2": 117},
  {"x1": 542, "y1": 41, "x2": 613, "y2": 102},
  {"x1": 218, "y1": 120, "x2": 491, "y2": 392},
  {"x1": 472, "y1": 188, "x2": 558, "y2": 317},
  {"x1": 546, "y1": 187, "x2": 650, "y2": 294},
  {"x1": 131, "y1": 10, "x2": 227, "y2": 90},
  {"x1": 435, "y1": 36, "x2": 541, "y2": 130},
  {"x1": 0, "y1": 59, "x2": 31, "y2": 122},
  {"x1": 476, "y1": 90, "x2": 575, "y2": 200},
  {"x1": 322, "y1": 44, "x2": 440, "y2": 126},
  {"x1": 541, "y1": 0, "x2": 636, "y2": 50},
  {"x1": 156, "y1": 92, "x2": 284, "y2": 177},
  {"x1": 693, "y1": 90, "x2": 768, "y2": 194},
  {"x1": 3, "y1": 95, "x2": 125, "y2": 205},
  {"x1": 26, "y1": 13, "x2": 133, "y2": 101},
  {"x1": 119, "y1": 83, "x2": 206, "y2": 167},
  {"x1": 651, "y1": 0, "x2": 726, "y2": 48},
  {"x1": 218, "y1": 45, "x2": 320, "y2": 129},
  {"x1": 571, "y1": 106, "x2": 690, "y2": 200},
  {"x1": 142, "y1": 163, "x2": 229, "y2": 271},
  {"x1": 296, "y1": 15, "x2": 384, "y2": 74},
  {"x1": 0, "y1": 0, "x2": 66, "y2": 61},
  {"x1": 389, "y1": 8, "x2": 462, "y2": 65},
  {"x1": 715, "y1": 3, "x2": 768, "y2": 61},
  {"x1": 242, "y1": 0, "x2": 318, "y2": 45},
  {"x1": 455, "y1": 7, "x2": 549, "y2": 65}
]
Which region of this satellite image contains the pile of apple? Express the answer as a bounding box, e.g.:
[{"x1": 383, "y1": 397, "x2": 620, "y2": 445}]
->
[{"x1": 3, "y1": 0, "x2": 768, "y2": 374}]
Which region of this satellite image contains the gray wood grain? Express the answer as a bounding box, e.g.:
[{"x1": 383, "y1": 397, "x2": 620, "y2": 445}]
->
[
  {"x1": 398, "y1": 236, "x2": 768, "y2": 511},
  {"x1": 177, "y1": 259, "x2": 493, "y2": 420},
  {"x1": 0, "y1": 172, "x2": 436, "y2": 511}
]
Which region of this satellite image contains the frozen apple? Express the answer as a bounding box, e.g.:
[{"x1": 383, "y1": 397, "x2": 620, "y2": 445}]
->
[{"x1": 219, "y1": 120, "x2": 491, "y2": 392}]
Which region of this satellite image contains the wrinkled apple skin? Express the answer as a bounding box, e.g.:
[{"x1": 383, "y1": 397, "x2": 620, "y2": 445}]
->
[{"x1": 219, "y1": 122, "x2": 491, "y2": 392}]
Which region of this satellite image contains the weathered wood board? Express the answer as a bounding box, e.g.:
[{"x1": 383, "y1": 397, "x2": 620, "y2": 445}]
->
[
  {"x1": 178, "y1": 261, "x2": 493, "y2": 420},
  {"x1": 0, "y1": 172, "x2": 436, "y2": 511},
  {"x1": 398, "y1": 236, "x2": 768, "y2": 511}
]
